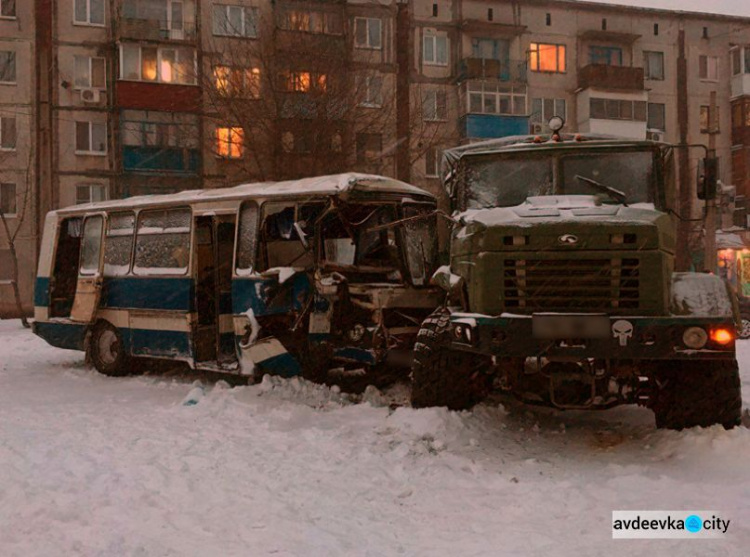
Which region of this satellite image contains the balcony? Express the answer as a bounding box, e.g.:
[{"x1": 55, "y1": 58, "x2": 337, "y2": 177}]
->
[
  {"x1": 732, "y1": 73, "x2": 750, "y2": 99},
  {"x1": 458, "y1": 58, "x2": 527, "y2": 83},
  {"x1": 460, "y1": 114, "x2": 530, "y2": 140},
  {"x1": 118, "y1": 17, "x2": 197, "y2": 42},
  {"x1": 578, "y1": 64, "x2": 644, "y2": 91},
  {"x1": 123, "y1": 146, "x2": 200, "y2": 174}
]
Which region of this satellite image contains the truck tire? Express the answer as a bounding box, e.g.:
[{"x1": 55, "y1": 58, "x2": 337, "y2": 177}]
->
[
  {"x1": 410, "y1": 309, "x2": 492, "y2": 411},
  {"x1": 90, "y1": 322, "x2": 133, "y2": 377},
  {"x1": 651, "y1": 359, "x2": 742, "y2": 430}
]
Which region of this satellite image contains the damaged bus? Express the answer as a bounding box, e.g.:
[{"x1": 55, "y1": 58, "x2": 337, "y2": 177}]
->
[{"x1": 33, "y1": 174, "x2": 443, "y2": 387}]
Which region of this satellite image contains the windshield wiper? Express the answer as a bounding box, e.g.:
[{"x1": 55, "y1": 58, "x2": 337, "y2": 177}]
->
[{"x1": 575, "y1": 175, "x2": 628, "y2": 206}]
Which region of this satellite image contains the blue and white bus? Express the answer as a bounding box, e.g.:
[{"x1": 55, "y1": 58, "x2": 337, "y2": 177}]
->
[{"x1": 33, "y1": 174, "x2": 442, "y2": 384}]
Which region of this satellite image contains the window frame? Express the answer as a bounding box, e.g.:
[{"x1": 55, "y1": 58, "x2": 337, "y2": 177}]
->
[
  {"x1": 74, "y1": 55, "x2": 106, "y2": 89},
  {"x1": 119, "y1": 44, "x2": 197, "y2": 85},
  {"x1": 423, "y1": 34, "x2": 448, "y2": 67},
  {"x1": 700, "y1": 105, "x2": 720, "y2": 133},
  {"x1": 643, "y1": 51, "x2": 665, "y2": 81},
  {"x1": 422, "y1": 89, "x2": 447, "y2": 121},
  {"x1": 103, "y1": 210, "x2": 135, "y2": 277},
  {"x1": 73, "y1": 0, "x2": 105, "y2": 27},
  {"x1": 530, "y1": 97, "x2": 567, "y2": 124},
  {"x1": 699, "y1": 54, "x2": 719, "y2": 81},
  {"x1": 359, "y1": 74, "x2": 383, "y2": 108},
  {"x1": 529, "y1": 42, "x2": 567, "y2": 73},
  {"x1": 212, "y1": 4, "x2": 258, "y2": 38},
  {"x1": 132, "y1": 207, "x2": 192, "y2": 277},
  {"x1": 76, "y1": 183, "x2": 107, "y2": 205},
  {"x1": 213, "y1": 65, "x2": 261, "y2": 98},
  {"x1": 0, "y1": 50, "x2": 16, "y2": 84},
  {"x1": 0, "y1": 182, "x2": 16, "y2": 217},
  {"x1": 75, "y1": 120, "x2": 108, "y2": 155},
  {"x1": 216, "y1": 125, "x2": 244, "y2": 159},
  {"x1": 425, "y1": 148, "x2": 441, "y2": 178},
  {"x1": 0, "y1": 116, "x2": 16, "y2": 151},
  {"x1": 647, "y1": 102, "x2": 666, "y2": 132},
  {"x1": 354, "y1": 17, "x2": 382, "y2": 50},
  {"x1": 0, "y1": 0, "x2": 16, "y2": 19}
]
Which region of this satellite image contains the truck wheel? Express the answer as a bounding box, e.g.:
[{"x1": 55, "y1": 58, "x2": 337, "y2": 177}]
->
[
  {"x1": 651, "y1": 360, "x2": 742, "y2": 430},
  {"x1": 410, "y1": 309, "x2": 492, "y2": 410},
  {"x1": 90, "y1": 322, "x2": 132, "y2": 377}
]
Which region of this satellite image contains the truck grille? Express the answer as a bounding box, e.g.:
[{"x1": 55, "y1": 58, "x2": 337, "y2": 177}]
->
[{"x1": 503, "y1": 258, "x2": 640, "y2": 311}]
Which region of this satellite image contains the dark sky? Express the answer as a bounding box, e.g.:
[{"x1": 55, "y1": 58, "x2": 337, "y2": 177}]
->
[{"x1": 574, "y1": 0, "x2": 748, "y2": 17}]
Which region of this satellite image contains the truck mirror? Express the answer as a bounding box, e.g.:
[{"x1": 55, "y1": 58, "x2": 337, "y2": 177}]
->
[{"x1": 697, "y1": 157, "x2": 718, "y2": 200}]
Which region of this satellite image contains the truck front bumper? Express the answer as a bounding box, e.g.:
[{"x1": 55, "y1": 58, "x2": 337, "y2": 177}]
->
[{"x1": 448, "y1": 313, "x2": 737, "y2": 360}]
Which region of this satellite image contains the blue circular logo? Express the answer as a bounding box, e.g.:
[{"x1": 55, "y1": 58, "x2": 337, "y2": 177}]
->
[{"x1": 685, "y1": 515, "x2": 703, "y2": 533}]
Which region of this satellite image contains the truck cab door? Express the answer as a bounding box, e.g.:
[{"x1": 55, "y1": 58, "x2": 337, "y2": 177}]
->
[{"x1": 70, "y1": 214, "x2": 105, "y2": 323}]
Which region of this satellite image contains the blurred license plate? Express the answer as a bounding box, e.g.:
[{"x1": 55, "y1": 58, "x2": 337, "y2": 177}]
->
[{"x1": 532, "y1": 314, "x2": 610, "y2": 339}]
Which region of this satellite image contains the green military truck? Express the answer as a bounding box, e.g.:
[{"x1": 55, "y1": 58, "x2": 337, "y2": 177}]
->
[{"x1": 411, "y1": 125, "x2": 742, "y2": 430}]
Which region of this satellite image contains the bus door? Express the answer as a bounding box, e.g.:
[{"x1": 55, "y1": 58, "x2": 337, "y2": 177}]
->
[
  {"x1": 70, "y1": 214, "x2": 105, "y2": 323},
  {"x1": 193, "y1": 214, "x2": 237, "y2": 365}
]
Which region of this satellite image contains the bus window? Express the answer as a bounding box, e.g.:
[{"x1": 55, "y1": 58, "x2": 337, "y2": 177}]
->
[
  {"x1": 79, "y1": 216, "x2": 104, "y2": 276},
  {"x1": 236, "y1": 202, "x2": 259, "y2": 276},
  {"x1": 133, "y1": 208, "x2": 191, "y2": 276},
  {"x1": 103, "y1": 212, "x2": 135, "y2": 277},
  {"x1": 258, "y1": 203, "x2": 322, "y2": 270},
  {"x1": 402, "y1": 205, "x2": 438, "y2": 286}
]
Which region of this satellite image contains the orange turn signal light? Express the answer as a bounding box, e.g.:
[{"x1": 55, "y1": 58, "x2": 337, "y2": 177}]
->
[{"x1": 709, "y1": 328, "x2": 734, "y2": 345}]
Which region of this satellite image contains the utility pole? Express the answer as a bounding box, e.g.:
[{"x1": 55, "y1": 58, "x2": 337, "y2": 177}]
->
[
  {"x1": 704, "y1": 90, "x2": 718, "y2": 273},
  {"x1": 395, "y1": 0, "x2": 411, "y2": 183},
  {"x1": 676, "y1": 28, "x2": 692, "y2": 271}
]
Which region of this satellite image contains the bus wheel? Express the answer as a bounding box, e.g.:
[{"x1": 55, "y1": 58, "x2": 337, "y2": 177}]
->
[
  {"x1": 740, "y1": 318, "x2": 750, "y2": 340},
  {"x1": 651, "y1": 359, "x2": 742, "y2": 430},
  {"x1": 90, "y1": 322, "x2": 132, "y2": 377}
]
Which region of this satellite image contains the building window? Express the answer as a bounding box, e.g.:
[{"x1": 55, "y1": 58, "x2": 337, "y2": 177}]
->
[
  {"x1": 530, "y1": 98, "x2": 567, "y2": 124},
  {"x1": 590, "y1": 98, "x2": 647, "y2": 121},
  {"x1": 423, "y1": 90, "x2": 447, "y2": 121},
  {"x1": 74, "y1": 56, "x2": 106, "y2": 89},
  {"x1": 647, "y1": 103, "x2": 666, "y2": 131},
  {"x1": 423, "y1": 34, "x2": 448, "y2": 66},
  {"x1": 76, "y1": 184, "x2": 107, "y2": 205},
  {"x1": 214, "y1": 66, "x2": 261, "y2": 98},
  {"x1": 589, "y1": 46, "x2": 622, "y2": 66},
  {"x1": 0, "y1": 50, "x2": 16, "y2": 83},
  {"x1": 75, "y1": 121, "x2": 107, "y2": 154},
  {"x1": 359, "y1": 74, "x2": 383, "y2": 107},
  {"x1": 282, "y1": 10, "x2": 341, "y2": 35},
  {"x1": 0, "y1": 116, "x2": 16, "y2": 150},
  {"x1": 216, "y1": 126, "x2": 244, "y2": 158},
  {"x1": 699, "y1": 55, "x2": 719, "y2": 81},
  {"x1": 0, "y1": 182, "x2": 16, "y2": 216},
  {"x1": 354, "y1": 17, "x2": 382, "y2": 50},
  {"x1": 74, "y1": 0, "x2": 105, "y2": 26},
  {"x1": 1, "y1": 0, "x2": 16, "y2": 18},
  {"x1": 280, "y1": 71, "x2": 326, "y2": 93},
  {"x1": 732, "y1": 47, "x2": 750, "y2": 76},
  {"x1": 120, "y1": 44, "x2": 196, "y2": 85},
  {"x1": 467, "y1": 82, "x2": 526, "y2": 116},
  {"x1": 700, "y1": 105, "x2": 720, "y2": 133},
  {"x1": 356, "y1": 133, "x2": 381, "y2": 164},
  {"x1": 529, "y1": 43, "x2": 566, "y2": 73},
  {"x1": 644, "y1": 51, "x2": 664, "y2": 80},
  {"x1": 212, "y1": 4, "x2": 258, "y2": 38},
  {"x1": 425, "y1": 148, "x2": 440, "y2": 178}
]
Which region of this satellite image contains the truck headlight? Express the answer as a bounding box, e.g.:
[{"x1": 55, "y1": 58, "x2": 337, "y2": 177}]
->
[{"x1": 683, "y1": 327, "x2": 708, "y2": 349}]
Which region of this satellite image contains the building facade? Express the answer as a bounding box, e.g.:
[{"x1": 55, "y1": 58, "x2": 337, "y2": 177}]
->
[{"x1": 1, "y1": 0, "x2": 750, "y2": 314}]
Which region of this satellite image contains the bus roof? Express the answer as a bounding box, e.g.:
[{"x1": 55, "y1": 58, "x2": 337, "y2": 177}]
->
[{"x1": 54, "y1": 173, "x2": 435, "y2": 216}]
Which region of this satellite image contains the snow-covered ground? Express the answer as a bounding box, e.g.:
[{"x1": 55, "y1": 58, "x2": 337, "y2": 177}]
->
[{"x1": 1, "y1": 320, "x2": 748, "y2": 556}]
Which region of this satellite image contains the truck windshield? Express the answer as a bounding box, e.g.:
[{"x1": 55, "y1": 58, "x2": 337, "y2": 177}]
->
[{"x1": 464, "y1": 149, "x2": 655, "y2": 209}]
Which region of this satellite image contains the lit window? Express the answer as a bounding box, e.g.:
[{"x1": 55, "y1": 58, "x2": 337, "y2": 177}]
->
[
  {"x1": 699, "y1": 55, "x2": 719, "y2": 81},
  {"x1": 700, "y1": 105, "x2": 720, "y2": 133},
  {"x1": 119, "y1": 44, "x2": 196, "y2": 84},
  {"x1": 354, "y1": 18, "x2": 382, "y2": 49},
  {"x1": 0, "y1": 50, "x2": 16, "y2": 83},
  {"x1": 423, "y1": 34, "x2": 448, "y2": 66},
  {"x1": 215, "y1": 66, "x2": 261, "y2": 98},
  {"x1": 74, "y1": 55, "x2": 106, "y2": 89},
  {"x1": 0, "y1": 116, "x2": 16, "y2": 150},
  {"x1": 216, "y1": 126, "x2": 244, "y2": 159},
  {"x1": 75, "y1": 121, "x2": 107, "y2": 154},
  {"x1": 0, "y1": 182, "x2": 15, "y2": 216},
  {"x1": 529, "y1": 43, "x2": 566, "y2": 73},
  {"x1": 74, "y1": 0, "x2": 105, "y2": 26}
]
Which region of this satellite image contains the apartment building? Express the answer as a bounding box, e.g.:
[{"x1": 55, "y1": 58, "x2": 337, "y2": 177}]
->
[{"x1": 1, "y1": 0, "x2": 750, "y2": 315}]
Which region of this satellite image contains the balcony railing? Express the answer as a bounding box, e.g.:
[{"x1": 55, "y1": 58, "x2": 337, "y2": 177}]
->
[
  {"x1": 578, "y1": 64, "x2": 644, "y2": 91},
  {"x1": 458, "y1": 58, "x2": 527, "y2": 84},
  {"x1": 118, "y1": 18, "x2": 197, "y2": 41}
]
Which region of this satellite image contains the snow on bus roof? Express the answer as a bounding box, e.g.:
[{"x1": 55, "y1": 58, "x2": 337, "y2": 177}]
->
[{"x1": 56, "y1": 173, "x2": 434, "y2": 215}]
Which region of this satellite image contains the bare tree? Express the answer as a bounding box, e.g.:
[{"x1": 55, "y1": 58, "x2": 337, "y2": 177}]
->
[{"x1": 0, "y1": 144, "x2": 33, "y2": 328}]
